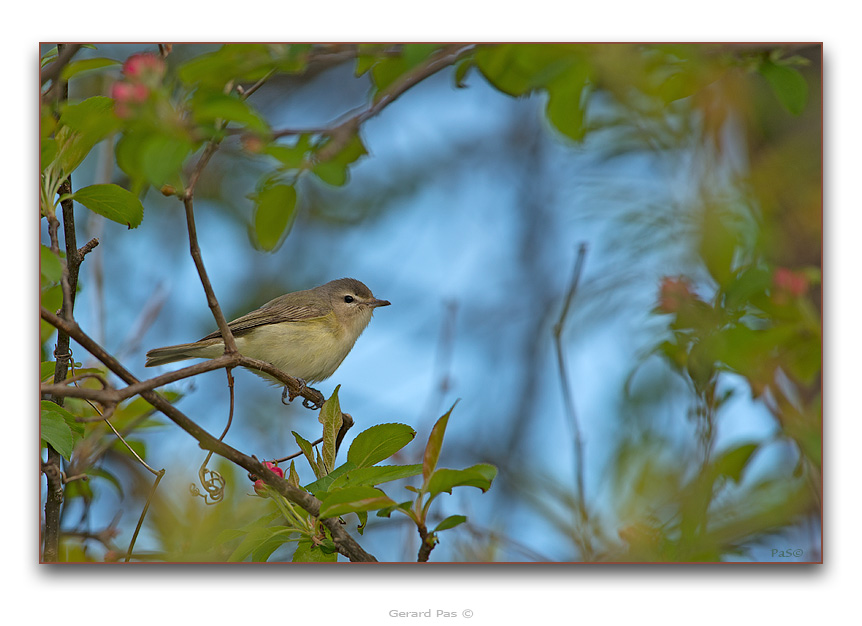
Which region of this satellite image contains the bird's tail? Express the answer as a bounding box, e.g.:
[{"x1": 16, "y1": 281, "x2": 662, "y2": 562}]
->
[{"x1": 145, "y1": 341, "x2": 221, "y2": 367}]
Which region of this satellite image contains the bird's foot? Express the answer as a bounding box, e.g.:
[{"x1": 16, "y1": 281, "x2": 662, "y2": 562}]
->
[{"x1": 281, "y1": 378, "x2": 308, "y2": 404}]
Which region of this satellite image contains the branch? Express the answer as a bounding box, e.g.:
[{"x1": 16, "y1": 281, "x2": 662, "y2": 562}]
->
[
  {"x1": 40, "y1": 43, "x2": 83, "y2": 86},
  {"x1": 42, "y1": 44, "x2": 84, "y2": 561},
  {"x1": 552, "y1": 243, "x2": 592, "y2": 560},
  {"x1": 40, "y1": 307, "x2": 376, "y2": 562},
  {"x1": 270, "y1": 45, "x2": 475, "y2": 143}
]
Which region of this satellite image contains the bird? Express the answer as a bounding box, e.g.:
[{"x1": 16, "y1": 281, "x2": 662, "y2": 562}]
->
[{"x1": 145, "y1": 278, "x2": 390, "y2": 387}]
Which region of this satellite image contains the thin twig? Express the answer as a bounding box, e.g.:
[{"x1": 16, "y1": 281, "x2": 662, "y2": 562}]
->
[
  {"x1": 552, "y1": 243, "x2": 592, "y2": 559},
  {"x1": 269, "y1": 45, "x2": 475, "y2": 143},
  {"x1": 125, "y1": 469, "x2": 166, "y2": 562}
]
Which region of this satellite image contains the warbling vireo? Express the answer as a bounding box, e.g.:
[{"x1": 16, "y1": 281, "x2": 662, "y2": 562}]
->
[{"x1": 145, "y1": 278, "x2": 390, "y2": 384}]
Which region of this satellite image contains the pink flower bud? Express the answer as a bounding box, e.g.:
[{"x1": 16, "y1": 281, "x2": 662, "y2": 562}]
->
[
  {"x1": 123, "y1": 53, "x2": 166, "y2": 83},
  {"x1": 773, "y1": 267, "x2": 808, "y2": 298},
  {"x1": 658, "y1": 276, "x2": 695, "y2": 313},
  {"x1": 253, "y1": 461, "x2": 284, "y2": 496}
]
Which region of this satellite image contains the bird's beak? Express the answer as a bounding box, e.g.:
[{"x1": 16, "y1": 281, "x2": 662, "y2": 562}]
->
[{"x1": 369, "y1": 298, "x2": 391, "y2": 308}]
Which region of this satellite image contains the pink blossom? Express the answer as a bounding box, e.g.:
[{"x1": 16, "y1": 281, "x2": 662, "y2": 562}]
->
[{"x1": 253, "y1": 461, "x2": 284, "y2": 496}]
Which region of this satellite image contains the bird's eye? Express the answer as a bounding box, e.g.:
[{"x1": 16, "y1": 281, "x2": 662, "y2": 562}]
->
[{"x1": 344, "y1": 295, "x2": 355, "y2": 303}]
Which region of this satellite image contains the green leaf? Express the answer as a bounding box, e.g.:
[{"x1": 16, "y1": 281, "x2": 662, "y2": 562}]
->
[
  {"x1": 311, "y1": 132, "x2": 367, "y2": 187},
  {"x1": 544, "y1": 61, "x2": 590, "y2": 142},
  {"x1": 759, "y1": 60, "x2": 808, "y2": 115},
  {"x1": 433, "y1": 515, "x2": 467, "y2": 533},
  {"x1": 61, "y1": 57, "x2": 121, "y2": 80},
  {"x1": 425, "y1": 463, "x2": 497, "y2": 497},
  {"x1": 292, "y1": 431, "x2": 322, "y2": 479},
  {"x1": 292, "y1": 538, "x2": 337, "y2": 562},
  {"x1": 402, "y1": 44, "x2": 439, "y2": 69},
  {"x1": 177, "y1": 44, "x2": 276, "y2": 88},
  {"x1": 355, "y1": 53, "x2": 378, "y2": 77},
  {"x1": 253, "y1": 183, "x2": 297, "y2": 251},
  {"x1": 139, "y1": 134, "x2": 193, "y2": 189},
  {"x1": 227, "y1": 524, "x2": 294, "y2": 562},
  {"x1": 318, "y1": 486, "x2": 396, "y2": 519},
  {"x1": 116, "y1": 129, "x2": 192, "y2": 193},
  {"x1": 40, "y1": 245, "x2": 63, "y2": 283},
  {"x1": 318, "y1": 385, "x2": 343, "y2": 474},
  {"x1": 475, "y1": 44, "x2": 580, "y2": 97},
  {"x1": 192, "y1": 92, "x2": 270, "y2": 134},
  {"x1": 376, "y1": 500, "x2": 413, "y2": 519},
  {"x1": 41, "y1": 411, "x2": 74, "y2": 460},
  {"x1": 347, "y1": 423, "x2": 417, "y2": 468},
  {"x1": 329, "y1": 464, "x2": 423, "y2": 490},
  {"x1": 698, "y1": 206, "x2": 738, "y2": 287},
  {"x1": 40, "y1": 400, "x2": 83, "y2": 461},
  {"x1": 311, "y1": 160, "x2": 348, "y2": 186},
  {"x1": 423, "y1": 402, "x2": 458, "y2": 483},
  {"x1": 54, "y1": 96, "x2": 120, "y2": 174},
  {"x1": 69, "y1": 184, "x2": 144, "y2": 228},
  {"x1": 41, "y1": 138, "x2": 57, "y2": 166},
  {"x1": 265, "y1": 135, "x2": 312, "y2": 169},
  {"x1": 454, "y1": 59, "x2": 472, "y2": 88},
  {"x1": 287, "y1": 460, "x2": 301, "y2": 488},
  {"x1": 302, "y1": 461, "x2": 356, "y2": 497},
  {"x1": 713, "y1": 443, "x2": 758, "y2": 483},
  {"x1": 723, "y1": 265, "x2": 772, "y2": 310}
]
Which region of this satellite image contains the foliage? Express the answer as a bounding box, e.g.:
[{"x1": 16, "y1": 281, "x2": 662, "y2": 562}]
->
[{"x1": 40, "y1": 43, "x2": 819, "y2": 562}]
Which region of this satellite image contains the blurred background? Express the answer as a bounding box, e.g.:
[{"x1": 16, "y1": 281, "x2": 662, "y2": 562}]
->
[{"x1": 40, "y1": 43, "x2": 822, "y2": 562}]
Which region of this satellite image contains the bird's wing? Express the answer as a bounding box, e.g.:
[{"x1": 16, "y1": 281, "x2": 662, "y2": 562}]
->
[{"x1": 198, "y1": 294, "x2": 329, "y2": 340}]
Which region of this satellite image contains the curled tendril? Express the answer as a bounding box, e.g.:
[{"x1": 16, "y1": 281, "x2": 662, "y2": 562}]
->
[{"x1": 190, "y1": 467, "x2": 226, "y2": 505}]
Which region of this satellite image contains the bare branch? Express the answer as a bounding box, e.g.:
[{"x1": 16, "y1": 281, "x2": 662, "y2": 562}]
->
[{"x1": 552, "y1": 242, "x2": 592, "y2": 560}]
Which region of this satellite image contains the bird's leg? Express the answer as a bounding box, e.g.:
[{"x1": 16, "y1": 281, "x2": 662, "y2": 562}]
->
[{"x1": 281, "y1": 378, "x2": 308, "y2": 405}]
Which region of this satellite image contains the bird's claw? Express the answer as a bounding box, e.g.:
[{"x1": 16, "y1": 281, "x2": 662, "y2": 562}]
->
[{"x1": 281, "y1": 379, "x2": 321, "y2": 410}]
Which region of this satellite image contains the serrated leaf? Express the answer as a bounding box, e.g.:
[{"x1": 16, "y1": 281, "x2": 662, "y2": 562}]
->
[
  {"x1": 287, "y1": 460, "x2": 301, "y2": 488},
  {"x1": 433, "y1": 514, "x2": 467, "y2": 532},
  {"x1": 41, "y1": 411, "x2": 75, "y2": 460},
  {"x1": 423, "y1": 402, "x2": 458, "y2": 482},
  {"x1": 69, "y1": 184, "x2": 144, "y2": 228},
  {"x1": 40, "y1": 400, "x2": 83, "y2": 461},
  {"x1": 302, "y1": 461, "x2": 355, "y2": 497},
  {"x1": 318, "y1": 385, "x2": 343, "y2": 474},
  {"x1": 253, "y1": 183, "x2": 297, "y2": 251},
  {"x1": 329, "y1": 464, "x2": 423, "y2": 490},
  {"x1": 425, "y1": 463, "x2": 497, "y2": 497},
  {"x1": 347, "y1": 423, "x2": 416, "y2": 468},
  {"x1": 293, "y1": 431, "x2": 322, "y2": 479},
  {"x1": 318, "y1": 486, "x2": 396, "y2": 519}
]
